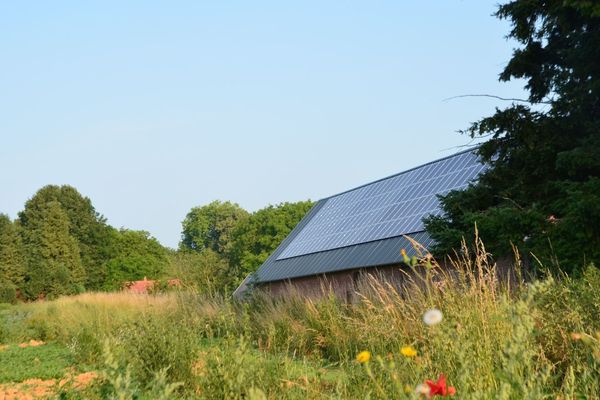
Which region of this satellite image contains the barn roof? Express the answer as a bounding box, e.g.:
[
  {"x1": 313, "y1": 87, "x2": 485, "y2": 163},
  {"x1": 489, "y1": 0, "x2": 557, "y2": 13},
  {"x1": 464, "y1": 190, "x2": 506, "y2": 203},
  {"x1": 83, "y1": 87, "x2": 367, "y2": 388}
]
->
[{"x1": 253, "y1": 148, "x2": 486, "y2": 283}]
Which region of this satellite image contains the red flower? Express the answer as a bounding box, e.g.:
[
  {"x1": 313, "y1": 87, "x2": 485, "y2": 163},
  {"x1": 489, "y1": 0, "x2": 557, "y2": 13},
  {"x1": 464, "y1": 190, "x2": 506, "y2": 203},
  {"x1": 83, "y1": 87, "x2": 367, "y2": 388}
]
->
[{"x1": 425, "y1": 374, "x2": 456, "y2": 397}]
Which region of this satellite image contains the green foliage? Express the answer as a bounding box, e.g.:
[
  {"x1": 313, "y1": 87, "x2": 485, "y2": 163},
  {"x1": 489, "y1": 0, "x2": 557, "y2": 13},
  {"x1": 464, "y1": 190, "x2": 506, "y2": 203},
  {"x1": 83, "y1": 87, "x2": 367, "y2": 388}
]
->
[
  {"x1": 102, "y1": 229, "x2": 168, "y2": 290},
  {"x1": 0, "y1": 279, "x2": 17, "y2": 304},
  {"x1": 177, "y1": 200, "x2": 312, "y2": 292},
  {"x1": 198, "y1": 336, "x2": 270, "y2": 399},
  {"x1": 167, "y1": 250, "x2": 231, "y2": 294},
  {"x1": 180, "y1": 200, "x2": 249, "y2": 256},
  {"x1": 68, "y1": 324, "x2": 104, "y2": 364},
  {"x1": 22, "y1": 201, "x2": 85, "y2": 300},
  {"x1": 4, "y1": 185, "x2": 170, "y2": 295},
  {"x1": 114, "y1": 314, "x2": 198, "y2": 389},
  {"x1": 229, "y1": 201, "x2": 314, "y2": 277},
  {"x1": 424, "y1": 0, "x2": 600, "y2": 273},
  {"x1": 97, "y1": 341, "x2": 183, "y2": 400},
  {"x1": 100, "y1": 342, "x2": 139, "y2": 400},
  {"x1": 0, "y1": 342, "x2": 74, "y2": 383},
  {"x1": 0, "y1": 214, "x2": 26, "y2": 293},
  {"x1": 18, "y1": 185, "x2": 113, "y2": 290}
]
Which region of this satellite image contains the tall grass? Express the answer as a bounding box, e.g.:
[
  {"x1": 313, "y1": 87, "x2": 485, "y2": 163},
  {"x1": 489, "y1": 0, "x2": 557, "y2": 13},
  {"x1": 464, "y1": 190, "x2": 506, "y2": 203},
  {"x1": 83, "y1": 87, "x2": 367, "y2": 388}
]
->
[
  {"x1": 1, "y1": 239, "x2": 599, "y2": 398},
  {"x1": 1, "y1": 292, "x2": 176, "y2": 342}
]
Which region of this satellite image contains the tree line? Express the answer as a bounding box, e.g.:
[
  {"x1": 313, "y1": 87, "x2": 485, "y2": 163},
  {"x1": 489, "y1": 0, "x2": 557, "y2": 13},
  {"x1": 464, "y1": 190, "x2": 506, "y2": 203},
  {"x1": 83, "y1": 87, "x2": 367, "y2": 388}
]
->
[{"x1": 0, "y1": 185, "x2": 312, "y2": 302}]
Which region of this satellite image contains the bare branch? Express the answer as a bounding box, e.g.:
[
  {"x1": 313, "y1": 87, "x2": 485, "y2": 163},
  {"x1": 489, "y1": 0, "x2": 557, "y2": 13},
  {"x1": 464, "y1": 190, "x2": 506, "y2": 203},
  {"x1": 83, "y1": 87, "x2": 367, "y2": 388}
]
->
[{"x1": 443, "y1": 94, "x2": 552, "y2": 105}]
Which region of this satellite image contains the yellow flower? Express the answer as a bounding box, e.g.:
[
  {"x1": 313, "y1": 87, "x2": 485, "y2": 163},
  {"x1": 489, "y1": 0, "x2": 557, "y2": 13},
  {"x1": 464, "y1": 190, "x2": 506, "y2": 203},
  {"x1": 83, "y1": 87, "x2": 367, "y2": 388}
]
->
[
  {"x1": 404, "y1": 384, "x2": 413, "y2": 394},
  {"x1": 356, "y1": 350, "x2": 371, "y2": 363},
  {"x1": 400, "y1": 346, "x2": 417, "y2": 358},
  {"x1": 401, "y1": 248, "x2": 407, "y2": 257}
]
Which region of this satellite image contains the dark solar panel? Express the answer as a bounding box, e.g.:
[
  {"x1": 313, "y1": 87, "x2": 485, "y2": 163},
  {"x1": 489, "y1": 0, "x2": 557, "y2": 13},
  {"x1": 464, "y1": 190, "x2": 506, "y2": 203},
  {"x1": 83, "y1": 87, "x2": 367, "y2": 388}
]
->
[{"x1": 277, "y1": 150, "x2": 485, "y2": 260}]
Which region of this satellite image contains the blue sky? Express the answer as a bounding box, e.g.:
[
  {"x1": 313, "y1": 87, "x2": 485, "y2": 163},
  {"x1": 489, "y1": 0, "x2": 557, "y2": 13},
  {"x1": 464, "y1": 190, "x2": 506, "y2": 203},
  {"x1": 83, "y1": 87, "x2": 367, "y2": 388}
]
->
[{"x1": 0, "y1": 1, "x2": 526, "y2": 248}]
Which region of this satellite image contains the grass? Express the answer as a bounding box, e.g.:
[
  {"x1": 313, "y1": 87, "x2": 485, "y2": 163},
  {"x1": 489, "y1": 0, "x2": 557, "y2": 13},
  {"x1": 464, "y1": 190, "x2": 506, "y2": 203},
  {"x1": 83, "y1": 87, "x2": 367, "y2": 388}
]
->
[
  {"x1": 0, "y1": 240, "x2": 599, "y2": 398},
  {"x1": 0, "y1": 342, "x2": 73, "y2": 383}
]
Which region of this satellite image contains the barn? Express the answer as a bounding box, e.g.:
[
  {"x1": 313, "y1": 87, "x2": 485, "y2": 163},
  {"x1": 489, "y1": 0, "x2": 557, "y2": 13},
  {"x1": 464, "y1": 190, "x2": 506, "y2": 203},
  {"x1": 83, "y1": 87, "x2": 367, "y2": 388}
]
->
[{"x1": 235, "y1": 148, "x2": 487, "y2": 299}]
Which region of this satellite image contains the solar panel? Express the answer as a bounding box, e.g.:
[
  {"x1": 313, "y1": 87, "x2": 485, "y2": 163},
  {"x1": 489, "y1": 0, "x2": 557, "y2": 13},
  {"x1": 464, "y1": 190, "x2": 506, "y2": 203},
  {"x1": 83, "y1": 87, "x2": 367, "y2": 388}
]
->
[{"x1": 277, "y1": 150, "x2": 485, "y2": 260}]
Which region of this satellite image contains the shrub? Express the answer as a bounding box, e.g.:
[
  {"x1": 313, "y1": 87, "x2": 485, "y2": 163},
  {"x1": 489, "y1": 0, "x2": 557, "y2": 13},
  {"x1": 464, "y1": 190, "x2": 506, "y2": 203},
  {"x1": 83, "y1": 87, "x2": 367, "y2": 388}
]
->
[
  {"x1": 0, "y1": 279, "x2": 17, "y2": 304},
  {"x1": 114, "y1": 313, "x2": 198, "y2": 390}
]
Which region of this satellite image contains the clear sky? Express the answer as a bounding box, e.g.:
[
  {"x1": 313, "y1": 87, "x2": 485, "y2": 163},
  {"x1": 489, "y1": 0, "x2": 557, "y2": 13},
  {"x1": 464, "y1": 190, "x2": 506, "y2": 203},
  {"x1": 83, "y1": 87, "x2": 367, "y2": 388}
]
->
[{"x1": 0, "y1": 1, "x2": 526, "y2": 249}]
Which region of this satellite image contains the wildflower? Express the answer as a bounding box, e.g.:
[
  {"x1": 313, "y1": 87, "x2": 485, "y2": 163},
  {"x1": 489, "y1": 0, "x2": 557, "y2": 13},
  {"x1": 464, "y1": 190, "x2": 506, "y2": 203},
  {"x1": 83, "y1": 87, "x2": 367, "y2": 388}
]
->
[
  {"x1": 415, "y1": 384, "x2": 430, "y2": 396},
  {"x1": 404, "y1": 384, "x2": 413, "y2": 394},
  {"x1": 425, "y1": 374, "x2": 456, "y2": 397},
  {"x1": 571, "y1": 332, "x2": 582, "y2": 341},
  {"x1": 401, "y1": 248, "x2": 407, "y2": 257},
  {"x1": 356, "y1": 350, "x2": 371, "y2": 363},
  {"x1": 423, "y1": 309, "x2": 443, "y2": 326},
  {"x1": 400, "y1": 346, "x2": 417, "y2": 358}
]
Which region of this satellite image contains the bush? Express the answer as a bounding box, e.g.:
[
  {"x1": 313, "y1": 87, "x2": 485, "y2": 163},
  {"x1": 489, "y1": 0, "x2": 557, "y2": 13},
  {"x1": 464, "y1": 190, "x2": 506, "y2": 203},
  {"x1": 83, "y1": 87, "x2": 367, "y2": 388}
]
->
[
  {"x1": 67, "y1": 324, "x2": 104, "y2": 364},
  {"x1": 0, "y1": 279, "x2": 17, "y2": 304},
  {"x1": 114, "y1": 313, "x2": 198, "y2": 390}
]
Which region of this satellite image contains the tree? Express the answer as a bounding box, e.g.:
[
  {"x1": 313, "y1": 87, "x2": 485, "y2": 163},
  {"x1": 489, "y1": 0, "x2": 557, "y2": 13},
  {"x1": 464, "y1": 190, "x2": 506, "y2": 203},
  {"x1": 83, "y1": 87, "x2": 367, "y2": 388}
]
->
[
  {"x1": 103, "y1": 229, "x2": 169, "y2": 290},
  {"x1": 0, "y1": 214, "x2": 26, "y2": 303},
  {"x1": 425, "y1": 1, "x2": 600, "y2": 273},
  {"x1": 167, "y1": 250, "x2": 230, "y2": 295},
  {"x1": 0, "y1": 214, "x2": 26, "y2": 287},
  {"x1": 22, "y1": 201, "x2": 85, "y2": 299},
  {"x1": 18, "y1": 185, "x2": 113, "y2": 289},
  {"x1": 180, "y1": 201, "x2": 249, "y2": 256},
  {"x1": 176, "y1": 200, "x2": 313, "y2": 291},
  {"x1": 229, "y1": 201, "x2": 314, "y2": 279}
]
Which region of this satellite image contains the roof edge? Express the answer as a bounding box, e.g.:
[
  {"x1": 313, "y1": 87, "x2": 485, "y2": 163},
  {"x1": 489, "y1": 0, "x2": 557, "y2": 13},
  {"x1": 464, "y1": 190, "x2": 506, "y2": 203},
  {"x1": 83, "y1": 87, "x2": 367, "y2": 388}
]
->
[{"x1": 321, "y1": 145, "x2": 481, "y2": 201}]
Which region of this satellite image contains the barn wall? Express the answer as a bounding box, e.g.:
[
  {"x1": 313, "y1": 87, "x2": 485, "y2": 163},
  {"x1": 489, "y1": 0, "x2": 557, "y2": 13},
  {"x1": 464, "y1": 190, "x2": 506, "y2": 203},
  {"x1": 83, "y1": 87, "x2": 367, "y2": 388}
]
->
[
  {"x1": 260, "y1": 264, "x2": 409, "y2": 301},
  {"x1": 258, "y1": 256, "x2": 518, "y2": 301}
]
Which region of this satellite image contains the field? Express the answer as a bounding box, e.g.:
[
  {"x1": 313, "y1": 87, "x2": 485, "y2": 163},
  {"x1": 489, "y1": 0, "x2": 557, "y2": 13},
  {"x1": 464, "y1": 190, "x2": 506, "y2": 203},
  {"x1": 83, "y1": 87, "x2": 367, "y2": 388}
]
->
[{"x1": 1, "y1": 246, "x2": 599, "y2": 399}]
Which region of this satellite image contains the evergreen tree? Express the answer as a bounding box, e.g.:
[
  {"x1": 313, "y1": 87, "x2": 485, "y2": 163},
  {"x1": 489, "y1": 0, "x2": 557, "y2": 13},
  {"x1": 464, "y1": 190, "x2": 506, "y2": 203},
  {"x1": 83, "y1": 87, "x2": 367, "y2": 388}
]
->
[
  {"x1": 0, "y1": 214, "x2": 26, "y2": 303},
  {"x1": 18, "y1": 185, "x2": 113, "y2": 289},
  {"x1": 425, "y1": 1, "x2": 600, "y2": 273},
  {"x1": 23, "y1": 201, "x2": 85, "y2": 299},
  {"x1": 0, "y1": 214, "x2": 26, "y2": 287}
]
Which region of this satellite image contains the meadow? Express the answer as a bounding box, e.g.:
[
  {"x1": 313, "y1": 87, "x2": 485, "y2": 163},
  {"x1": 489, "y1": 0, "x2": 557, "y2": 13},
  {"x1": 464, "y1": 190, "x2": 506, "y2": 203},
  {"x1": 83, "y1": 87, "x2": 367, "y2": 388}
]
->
[{"x1": 1, "y1": 242, "x2": 599, "y2": 399}]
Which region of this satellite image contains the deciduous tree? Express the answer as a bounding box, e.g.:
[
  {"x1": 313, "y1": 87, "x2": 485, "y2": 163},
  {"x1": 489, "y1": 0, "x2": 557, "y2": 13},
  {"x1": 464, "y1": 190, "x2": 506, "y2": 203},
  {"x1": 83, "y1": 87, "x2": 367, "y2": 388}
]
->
[
  {"x1": 229, "y1": 201, "x2": 313, "y2": 278},
  {"x1": 180, "y1": 200, "x2": 249, "y2": 256},
  {"x1": 103, "y1": 229, "x2": 169, "y2": 290}
]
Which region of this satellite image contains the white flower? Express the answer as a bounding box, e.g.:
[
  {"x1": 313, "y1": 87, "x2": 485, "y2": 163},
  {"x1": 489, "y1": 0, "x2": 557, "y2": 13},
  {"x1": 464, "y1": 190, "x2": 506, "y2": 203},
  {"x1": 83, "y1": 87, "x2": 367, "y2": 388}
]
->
[
  {"x1": 415, "y1": 383, "x2": 430, "y2": 395},
  {"x1": 423, "y1": 308, "x2": 443, "y2": 326}
]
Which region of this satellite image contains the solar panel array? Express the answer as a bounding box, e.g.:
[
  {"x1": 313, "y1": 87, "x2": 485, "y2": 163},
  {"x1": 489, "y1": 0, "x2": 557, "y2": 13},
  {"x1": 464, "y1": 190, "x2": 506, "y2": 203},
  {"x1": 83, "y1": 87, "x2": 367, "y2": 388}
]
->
[{"x1": 277, "y1": 150, "x2": 485, "y2": 260}]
